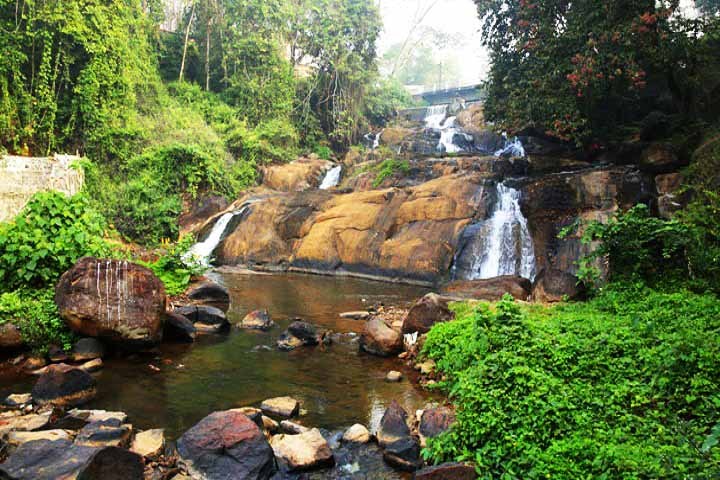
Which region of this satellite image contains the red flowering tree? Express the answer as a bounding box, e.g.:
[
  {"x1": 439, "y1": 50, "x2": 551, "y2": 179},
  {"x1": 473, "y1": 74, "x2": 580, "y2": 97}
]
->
[{"x1": 473, "y1": 0, "x2": 717, "y2": 146}]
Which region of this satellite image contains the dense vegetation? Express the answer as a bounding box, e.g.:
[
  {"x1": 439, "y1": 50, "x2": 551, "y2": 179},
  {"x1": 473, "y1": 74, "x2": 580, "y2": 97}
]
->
[
  {"x1": 472, "y1": 0, "x2": 720, "y2": 146},
  {"x1": 422, "y1": 289, "x2": 720, "y2": 478}
]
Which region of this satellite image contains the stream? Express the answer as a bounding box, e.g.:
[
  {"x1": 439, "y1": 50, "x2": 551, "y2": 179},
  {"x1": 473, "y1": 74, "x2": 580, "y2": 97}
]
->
[{"x1": 0, "y1": 272, "x2": 435, "y2": 440}]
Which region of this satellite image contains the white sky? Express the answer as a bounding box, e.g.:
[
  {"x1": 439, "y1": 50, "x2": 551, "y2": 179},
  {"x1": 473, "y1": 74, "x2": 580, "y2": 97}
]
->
[
  {"x1": 377, "y1": 0, "x2": 700, "y2": 86},
  {"x1": 377, "y1": 0, "x2": 488, "y2": 86}
]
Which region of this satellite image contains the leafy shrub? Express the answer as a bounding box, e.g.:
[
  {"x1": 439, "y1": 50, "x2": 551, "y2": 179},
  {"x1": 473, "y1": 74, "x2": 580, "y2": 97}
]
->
[
  {"x1": 0, "y1": 289, "x2": 73, "y2": 354},
  {"x1": 226, "y1": 118, "x2": 299, "y2": 165},
  {"x1": 139, "y1": 236, "x2": 205, "y2": 296},
  {"x1": 314, "y1": 145, "x2": 333, "y2": 160},
  {"x1": 0, "y1": 192, "x2": 110, "y2": 292},
  {"x1": 422, "y1": 289, "x2": 720, "y2": 478},
  {"x1": 372, "y1": 159, "x2": 411, "y2": 187},
  {"x1": 570, "y1": 204, "x2": 718, "y2": 292}
]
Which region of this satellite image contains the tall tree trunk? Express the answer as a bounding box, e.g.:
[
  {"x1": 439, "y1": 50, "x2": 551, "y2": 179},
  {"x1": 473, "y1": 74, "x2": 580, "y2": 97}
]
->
[
  {"x1": 179, "y1": 1, "x2": 196, "y2": 82},
  {"x1": 205, "y1": 18, "x2": 211, "y2": 91}
]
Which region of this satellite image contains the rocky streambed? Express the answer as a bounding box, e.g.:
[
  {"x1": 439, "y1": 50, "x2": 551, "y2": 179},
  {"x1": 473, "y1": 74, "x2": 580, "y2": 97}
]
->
[{"x1": 0, "y1": 271, "x2": 476, "y2": 479}]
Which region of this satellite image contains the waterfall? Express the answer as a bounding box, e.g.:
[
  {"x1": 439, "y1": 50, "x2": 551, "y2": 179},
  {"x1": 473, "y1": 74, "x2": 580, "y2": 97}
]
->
[
  {"x1": 319, "y1": 165, "x2": 342, "y2": 190},
  {"x1": 452, "y1": 182, "x2": 536, "y2": 281},
  {"x1": 438, "y1": 116, "x2": 462, "y2": 154},
  {"x1": 495, "y1": 136, "x2": 526, "y2": 158},
  {"x1": 185, "y1": 208, "x2": 247, "y2": 266},
  {"x1": 363, "y1": 130, "x2": 383, "y2": 150},
  {"x1": 424, "y1": 104, "x2": 448, "y2": 129},
  {"x1": 373, "y1": 130, "x2": 383, "y2": 149}
]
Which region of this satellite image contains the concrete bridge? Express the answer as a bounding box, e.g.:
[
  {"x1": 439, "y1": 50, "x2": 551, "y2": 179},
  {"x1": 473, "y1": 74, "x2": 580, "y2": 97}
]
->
[{"x1": 412, "y1": 84, "x2": 485, "y2": 105}]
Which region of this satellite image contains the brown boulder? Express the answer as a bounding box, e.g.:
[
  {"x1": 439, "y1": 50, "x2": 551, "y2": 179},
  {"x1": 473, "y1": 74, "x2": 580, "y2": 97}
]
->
[
  {"x1": 262, "y1": 157, "x2": 334, "y2": 192},
  {"x1": 639, "y1": 143, "x2": 686, "y2": 173},
  {"x1": 0, "y1": 322, "x2": 24, "y2": 349},
  {"x1": 187, "y1": 281, "x2": 230, "y2": 312},
  {"x1": 531, "y1": 269, "x2": 585, "y2": 303},
  {"x1": 177, "y1": 410, "x2": 276, "y2": 479},
  {"x1": 360, "y1": 317, "x2": 403, "y2": 357},
  {"x1": 32, "y1": 364, "x2": 96, "y2": 406},
  {"x1": 270, "y1": 428, "x2": 334, "y2": 471},
  {"x1": 442, "y1": 276, "x2": 532, "y2": 301},
  {"x1": 378, "y1": 401, "x2": 422, "y2": 471},
  {"x1": 419, "y1": 407, "x2": 455, "y2": 446},
  {"x1": 402, "y1": 293, "x2": 454, "y2": 334},
  {"x1": 414, "y1": 462, "x2": 477, "y2": 480},
  {"x1": 240, "y1": 310, "x2": 274, "y2": 330},
  {"x1": 55, "y1": 258, "x2": 166, "y2": 347}
]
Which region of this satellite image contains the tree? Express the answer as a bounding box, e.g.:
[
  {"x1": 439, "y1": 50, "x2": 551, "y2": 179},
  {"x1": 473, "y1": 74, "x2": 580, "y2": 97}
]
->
[{"x1": 472, "y1": 0, "x2": 718, "y2": 145}]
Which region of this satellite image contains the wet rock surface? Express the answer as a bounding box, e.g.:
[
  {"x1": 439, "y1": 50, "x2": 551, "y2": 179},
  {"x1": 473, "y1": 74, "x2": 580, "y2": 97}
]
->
[
  {"x1": 377, "y1": 401, "x2": 422, "y2": 471},
  {"x1": 360, "y1": 317, "x2": 403, "y2": 357},
  {"x1": 401, "y1": 293, "x2": 454, "y2": 334},
  {"x1": 163, "y1": 312, "x2": 197, "y2": 342},
  {"x1": 55, "y1": 258, "x2": 166, "y2": 347},
  {"x1": 177, "y1": 410, "x2": 277, "y2": 480},
  {"x1": 31, "y1": 364, "x2": 96, "y2": 407},
  {"x1": 241, "y1": 309, "x2": 275, "y2": 330}
]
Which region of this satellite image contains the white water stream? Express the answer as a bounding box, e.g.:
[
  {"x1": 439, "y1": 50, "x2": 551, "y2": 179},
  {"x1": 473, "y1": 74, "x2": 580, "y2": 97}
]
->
[
  {"x1": 319, "y1": 165, "x2": 342, "y2": 190},
  {"x1": 185, "y1": 208, "x2": 247, "y2": 266}
]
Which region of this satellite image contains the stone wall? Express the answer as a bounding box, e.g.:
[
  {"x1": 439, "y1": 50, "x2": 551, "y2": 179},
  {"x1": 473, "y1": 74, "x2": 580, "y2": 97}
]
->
[{"x1": 0, "y1": 154, "x2": 84, "y2": 223}]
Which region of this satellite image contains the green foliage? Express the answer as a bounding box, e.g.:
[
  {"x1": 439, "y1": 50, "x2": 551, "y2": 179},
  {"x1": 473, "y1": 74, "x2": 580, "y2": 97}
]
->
[
  {"x1": 139, "y1": 236, "x2": 204, "y2": 296},
  {"x1": 570, "y1": 204, "x2": 719, "y2": 292},
  {"x1": 372, "y1": 159, "x2": 411, "y2": 188},
  {"x1": 314, "y1": 145, "x2": 333, "y2": 161},
  {"x1": 0, "y1": 192, "x2": 110, "y2": 292},
  {"x1": 364, "y1": 78, "x2": 415, "y2": 127},
  {"x1": 0, "y1": 289, "x2": 73, "y2": 354},
  {"x1": 473, "y1": 0, "x2": 720, "y2": 145},
  {"x1": 422, "y1": 288, "x2": 720, "y2": 478}
]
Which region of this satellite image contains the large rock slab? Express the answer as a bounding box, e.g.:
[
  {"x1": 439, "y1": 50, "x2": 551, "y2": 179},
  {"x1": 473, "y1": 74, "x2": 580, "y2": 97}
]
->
[
  {"x1": 55, "y1": 258, "x2": 166, "y2": 347},
  {"x1": 360, "y1": 317, "x2": 403, "y2": 357},
  {"x1": 177, "y1": 410, "x2": 276, "y2": 479},
  {"x1": 74, "y1": 419, "x2": 132, "y2": 448},
  {"x1": 442, "y1": 276, "x2": 532, "y2": 301},
  {"x1": 262, "y1": 157, "x2": 334, "y2": 192},
  {"x1": 270, "y1": 428, "x2": 334, "y2": 471},
  {"x1": 402, "y1": 293, "x2": 454, "y2": 334},
  {"x1": 0, "y1": 438, "x2": 98, "y2": 480},
  {"x1": 31, "y1": 364, "x2": 96, "y2": 406}
]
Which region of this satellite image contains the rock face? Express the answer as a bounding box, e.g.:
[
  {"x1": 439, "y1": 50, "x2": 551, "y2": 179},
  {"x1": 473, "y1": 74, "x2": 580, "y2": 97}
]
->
[
  {"x1": 639, "y1": 143, "x2": 685, "y2": 173},
  {"x1": 531, "y1": 268, "x2": 585, "y2": 303},
  {"x1": 32, "y1": 364, "x2": 96, "y2": 406},
  {"x1": 360, "y1": 317, "x2": 403, "y2": 357},
  {"x1": 402, "y1": 293, "x2": 454, "y2": 334},
  {"x1": 55, "y1": 258, "x2": 166, "y2": 347},
  {"x1": 177, "y1": 410, "x2": 276, "y2": 480},
  {"x1": 377, "y1": 401, "x2": 422, "y2": 471},
  {"x1": 442, "y1": 276, "x2": 532, "y2": 301},
  {"x1": 240, "y1": 310, "x2": 274, "y2": 330},
  {"x1": 262, "y1": 157, "x2": 334, "y2": 192},
  {"x1": 270, "y1": 428, "x2": 334, "y2": 471}
]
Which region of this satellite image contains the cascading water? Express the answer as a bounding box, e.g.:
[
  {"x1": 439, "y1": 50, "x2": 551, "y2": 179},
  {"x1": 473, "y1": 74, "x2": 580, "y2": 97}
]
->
[
  {"x1": 363, "y1": 130, "x2": 383, "y2": 150},
  {"x1": 185, "y1": 207, "x2": 248, "y2": 266},
  {"x1": 424, "y1": 105, "x2": 475, "y2": 154},
  {"x1": 424, "y1": 104, "x2": 448, "y2": 129},
  {"x1": 495, "y1": 136, "x2": 526, "y2": 158},
  {"x1": 319, "y1": 165, "x2": 342, "y2": 190},
  {"x1": 452, "y1": 182, "x2": 536, "y2": 281}
]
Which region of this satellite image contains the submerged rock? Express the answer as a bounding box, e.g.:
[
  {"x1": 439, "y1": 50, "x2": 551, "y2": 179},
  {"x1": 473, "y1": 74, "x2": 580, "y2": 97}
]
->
[
  {"x1": 241, "y1": 309, "x2": 275, "y2": 330},
  {"x1": 177, "y1": 410, "x2": 276, "y2": 480},
  {"x1": 271, "y1": 428, "x2": 334, "y2": 471},
  {"x1": 31, "y1": 364, "x2": 96, "y2": 407},
  {"x1": 55, "y1": 258, "x2": 166, "y2": 347},
  {"x1": 360, "y1": 317, "x2": 402, "y2": 357},
  {"x1": 261, "y1": 396, "x2": 300, "y2": 418},
  {"x1": 401, "y1": 293, "x2": 454, "y2": 335},
  {"x1": 187, "y1": 280, "x2": 230, "y2": 312},
  {"x1": 72, "y1": 338, "x2": 106, "y2": 361},
  {"x1": 163, "y1": 312, "x2": 197, "y2": 342}
]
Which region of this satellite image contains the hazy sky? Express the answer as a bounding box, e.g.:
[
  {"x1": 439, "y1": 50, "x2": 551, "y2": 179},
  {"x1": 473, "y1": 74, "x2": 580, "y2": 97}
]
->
[
  {"x1": 377, "y1": 0, "x2": 488, "y2": 86},
  {"x1": 377, "y1": 0, "x2": 700, "y2": 86}
]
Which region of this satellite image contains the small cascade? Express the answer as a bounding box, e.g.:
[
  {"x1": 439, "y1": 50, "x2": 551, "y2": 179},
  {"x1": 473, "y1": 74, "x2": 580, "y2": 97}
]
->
[
  {"x1": 363, "y1": 130, "x2": 383, "y2": 150},
  {"x1": 319, "y1": 165, "x2": 342, "y2": 190},
  {"x1": 452, "y1": 182, "x2": 536, "y2": 281},
  {"x1": 185, "y1": 208, "x2": 248, "y2": 266},
  {"x1": 495, "y1": 136, "x2": 526, "y2": 158},
  {"x1": 424, "y1": 104, "x2": 448, "y2": 129},
  {"x1": 438, "y1": 116, "x2": 462, "y2": 154}
]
